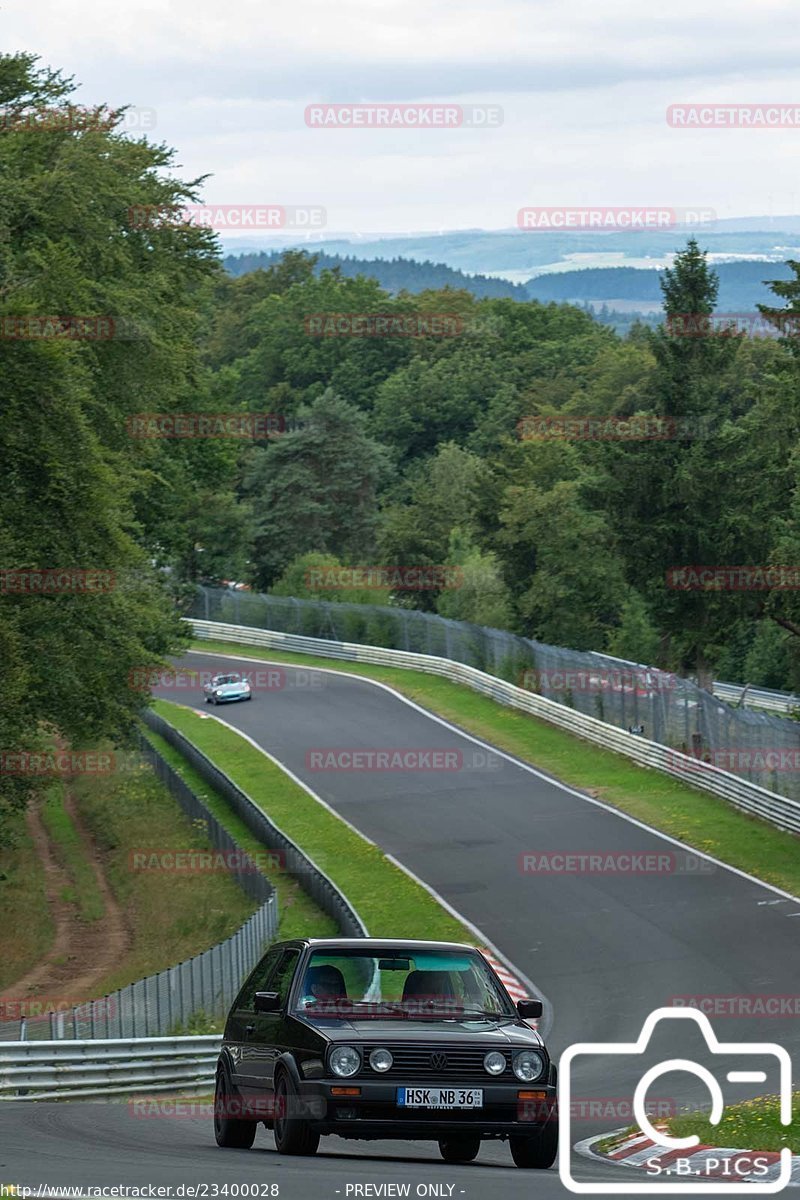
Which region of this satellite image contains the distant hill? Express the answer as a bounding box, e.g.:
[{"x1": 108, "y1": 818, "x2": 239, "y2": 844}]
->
[
  {"x1": 223, "y1": 250, "x2": 528, "y2": 300},
  {"x1": 524, "y1": 261, "x2": 795, "y2": 312}
]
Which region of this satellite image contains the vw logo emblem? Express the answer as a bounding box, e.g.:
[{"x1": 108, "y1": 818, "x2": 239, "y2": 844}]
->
[{"x1": 430, "y1": 1051, "x2": 448, "y2": 1071}]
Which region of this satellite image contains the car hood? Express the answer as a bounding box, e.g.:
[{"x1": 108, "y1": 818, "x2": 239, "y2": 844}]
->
[
  {"x1": 215, "y1": 682, "x2": 248, "y2": 692},
  {"x1": 294, "y1": 1015, "x2": 544, "y2": 1048}
]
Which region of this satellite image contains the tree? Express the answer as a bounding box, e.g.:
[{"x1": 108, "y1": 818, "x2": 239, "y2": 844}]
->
[
  {"x1": 243, "y1": 389, "x2": 388, "y2": 588},
  {"x1": 607, "y1": 592, "x2": 661, "y2": 665},
  {"x1": 436, "y1": 530, "x2": 513, "y2": 628},
  {"x1": 500, "y1": 479, "x2": 628, "y2": 650},
  {"x1": 0, "y1": 53, "x2": 217, "y2": 845}
]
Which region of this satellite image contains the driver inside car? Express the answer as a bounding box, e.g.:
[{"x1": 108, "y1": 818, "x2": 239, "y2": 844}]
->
[{"x1": 300, "y1": 963, "x2": 348, "y2": 1009}]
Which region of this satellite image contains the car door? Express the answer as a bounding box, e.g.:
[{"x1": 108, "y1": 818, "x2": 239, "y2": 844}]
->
[
  {"x1": 247, "y1": 948, "x2": 302, "y2": 1096},
  {"x1": 229, "y1": 946, "x2": 285, "y2": 1092}
]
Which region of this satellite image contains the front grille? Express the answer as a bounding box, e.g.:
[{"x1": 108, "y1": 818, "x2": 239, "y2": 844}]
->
[{"x1": 358, "y1": 1044, "x2": 513, "y2": 1079}]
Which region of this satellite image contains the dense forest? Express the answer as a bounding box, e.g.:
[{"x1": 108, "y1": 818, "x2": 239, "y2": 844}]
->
[
  {"x1": 224, "y1": 250, "x2": 527, "y2": 299},
  {"x1": 3, "y1": 52, "x2": 800, "y2": 846}
]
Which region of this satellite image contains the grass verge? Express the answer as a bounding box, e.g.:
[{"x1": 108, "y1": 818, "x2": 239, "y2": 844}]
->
[
  {"x1": 665, "y1": 1092, "x2": 800, "y2": 1153},
  {"x1": 72, "y1": 749, "x2": 256, "y2": 996},
  {"x1": 188, "y1": 638, "x2": 800, "y2": 898},
  {"x1": 142, "y1": 728, "x2": 338, "y2": 941},
  {"x1": 0, "y1": 808, "x2": 53, "y2": 992},
  {"x1": 152, "y1": 698, "x2": 471, "y2": 942}
]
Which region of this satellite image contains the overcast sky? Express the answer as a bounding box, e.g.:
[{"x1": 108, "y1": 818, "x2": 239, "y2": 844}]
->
[{"x1": 6, "y1": 0, "x2": 800, "y2": 235}]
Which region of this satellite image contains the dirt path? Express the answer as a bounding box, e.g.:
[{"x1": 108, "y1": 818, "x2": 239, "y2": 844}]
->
[{"x1": 0, "y1": 792, "x2": 131, "y2": 1004}]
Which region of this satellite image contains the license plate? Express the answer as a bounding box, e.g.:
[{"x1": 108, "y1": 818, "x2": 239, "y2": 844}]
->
[{"x1": 397, "y1": 1087, "x2": 483, "y2": 1109}]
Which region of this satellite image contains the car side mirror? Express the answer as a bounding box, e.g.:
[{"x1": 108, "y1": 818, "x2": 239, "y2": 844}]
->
[
  {"x1": 517, "y1": 999, "x2": 543, "y2": 1019},
  {"x1": 254, "y1": 991, "x2": 281, "y2": 1013}
]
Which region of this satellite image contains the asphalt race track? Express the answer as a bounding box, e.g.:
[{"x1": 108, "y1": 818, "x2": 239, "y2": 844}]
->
[{"x1": 2, "y1": 649, "x2": 798, "y2": 1198}]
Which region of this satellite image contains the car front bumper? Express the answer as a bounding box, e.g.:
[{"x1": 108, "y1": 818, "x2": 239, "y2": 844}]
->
[{"x1": 294, "y1": 1078, "x2": 557, "y2": 1140}]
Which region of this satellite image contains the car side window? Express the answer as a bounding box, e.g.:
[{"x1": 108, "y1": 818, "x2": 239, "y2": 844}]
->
[
  {"x1": 235, "y1": 947, "x2": 284, "y2": 1012},
  {"x1": 268, "y1": 949, "x2": 301, "y2": 1008}
]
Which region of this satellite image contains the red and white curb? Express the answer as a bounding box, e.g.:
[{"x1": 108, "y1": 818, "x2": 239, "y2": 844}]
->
[
  {"x1": 575, "y1": 1125, "x2": 800, "y2": 1187},
  {"x1": 478, "y1": 947, "x2": 538, "y2": 1028}
]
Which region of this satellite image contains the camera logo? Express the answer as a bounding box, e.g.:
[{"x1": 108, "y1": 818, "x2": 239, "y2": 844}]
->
[{"x1": 559, "y1": 1006, "x2": 792, "y2": 1193}]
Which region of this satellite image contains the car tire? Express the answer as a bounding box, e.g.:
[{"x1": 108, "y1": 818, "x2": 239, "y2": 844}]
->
[
  {"x1": 213, "y1": 1070, "x2": 257, "y2": 1149},
  {"x1": 509, "y1": 1119, "x2": 558, "y2": 1169},
  {"x1": 438, "y1": 1135, "x2": 480, "y2": 1163},
  {"x1": 273, "y1": 1071, "x2": 320, "y2": 1157}
]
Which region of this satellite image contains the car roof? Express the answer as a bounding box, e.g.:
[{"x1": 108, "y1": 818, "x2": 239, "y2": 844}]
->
[{"x1": 277, "y1": 938, "x2": 480, "y2": 951}]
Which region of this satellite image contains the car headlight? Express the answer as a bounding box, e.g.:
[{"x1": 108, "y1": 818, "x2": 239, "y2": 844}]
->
[
  {"x1": 369, "y1": 1048, "x2": 393, "y2": 1073},
  {"x1": 484, "y1": 1050, "x2": 507, "y2": 1075},
  {"x1": 513, "y1": 1050, "x2": 545, "y2": 1082},
  {"x1": 329, "y1": 1046, "x2": 361, "y2": 1077}
]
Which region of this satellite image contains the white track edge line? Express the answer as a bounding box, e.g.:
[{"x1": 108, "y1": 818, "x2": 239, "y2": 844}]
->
[{"x1": 186, "y1": 647, "x2": 800, "y2": 905}]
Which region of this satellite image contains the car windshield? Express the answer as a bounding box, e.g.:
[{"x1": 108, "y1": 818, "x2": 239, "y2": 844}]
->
[
  {"x1": 294, "y1": 947, "x2": 517, "y2": 1020},
  {"x1": 213, "y1": 674, "x2": 240, "y2": 685}
]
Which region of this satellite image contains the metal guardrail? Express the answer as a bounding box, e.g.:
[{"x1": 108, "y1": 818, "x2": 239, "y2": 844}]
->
[
  {"x1": 0, "y1": 1036, "x2": 220, "y2": 1100},
  {"x1": 187, "y1": 619, "x2": 800, "y2": 838},
  {"x1": 192, "y1": 588, "x2": 800, "y2": 804},
  {"x1": 142, "y1": 709, "x2": 369, "y2": 937},
  {"x1": 0, "y1": 738, "x2": 279, "y2": 1044},
  {"x1": 713, "y1": 680, "x2": 800, "y2": 715}
]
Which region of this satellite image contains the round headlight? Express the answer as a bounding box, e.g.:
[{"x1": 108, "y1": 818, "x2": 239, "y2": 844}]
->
[
  {"x1": 329, "y1": 1046, "x2": 361, "y2": 1078},
  {"x1": 369, "y1": 1048, "x2": 393, "y2": 1073},
  {"x1": 513, "y1": 1050, "x2": 545, "y2": 1082},
  {"x1": 484, "y1": 1050, "x2": 507, "y2": 1076}
]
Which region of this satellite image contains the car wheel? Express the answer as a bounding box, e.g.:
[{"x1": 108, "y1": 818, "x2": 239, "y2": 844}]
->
[
  {"x1": 509, "y1": 1119, "x2": 558, "y2": 1169},
  {"x1": 273, "y1": 1071, "x2": 320, "y2": 1156},
  {"x1": 214, "y1": 1070, "x2": 257, "y2": 1149},
  {"x1": 438, "y1": 1134, "x2": 481, "y2": 1163}
]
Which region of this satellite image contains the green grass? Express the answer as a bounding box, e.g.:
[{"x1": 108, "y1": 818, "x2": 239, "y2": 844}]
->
[
  {"x1": 665, "y1": 1092, "x2": 800, "y2": 1154},
  {"x1": 143, "y1": 729, "x2": 338, "y2": 941},
  {"x1": 187, "y1": 638, "x2": 800, "y2": 898},
  {"x1": 73, "y1": 749, "x2": 256, "y2": 996},
  {"x1": 0, "y1": 808, "x2": 54, "y2": 992},
  {"x1": 40, "y1": 782, "x2": 106, "y2": 922},
  {"x1": 153, "y1": 698, "x2": 471, "y2": 942}
]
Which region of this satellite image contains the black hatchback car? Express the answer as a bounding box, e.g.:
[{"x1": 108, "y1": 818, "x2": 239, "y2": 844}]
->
[{"x1": 214, "y1": 937, "x2": 557, "y2": 1169}]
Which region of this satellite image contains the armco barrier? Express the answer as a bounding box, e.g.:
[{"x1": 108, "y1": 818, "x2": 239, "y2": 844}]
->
[
  {"x1": 141, "y1": 709, "x2": 368, "y2": 937},
  {"x1": 713, "y1": 680, "x2": 800, "y2": 716},
  {"x1": 0, "y1": 1036, "x2": 220, "y2": 1100},
  {"x1": 0, "y1": 739, "x2": 280, "y2": 1042},
  {"x1": 187, "y1": 619, "x2": 800, "y2": 838},
  {"x1": 194, "y1": 587, "x2": 800, "y2": 803}
]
